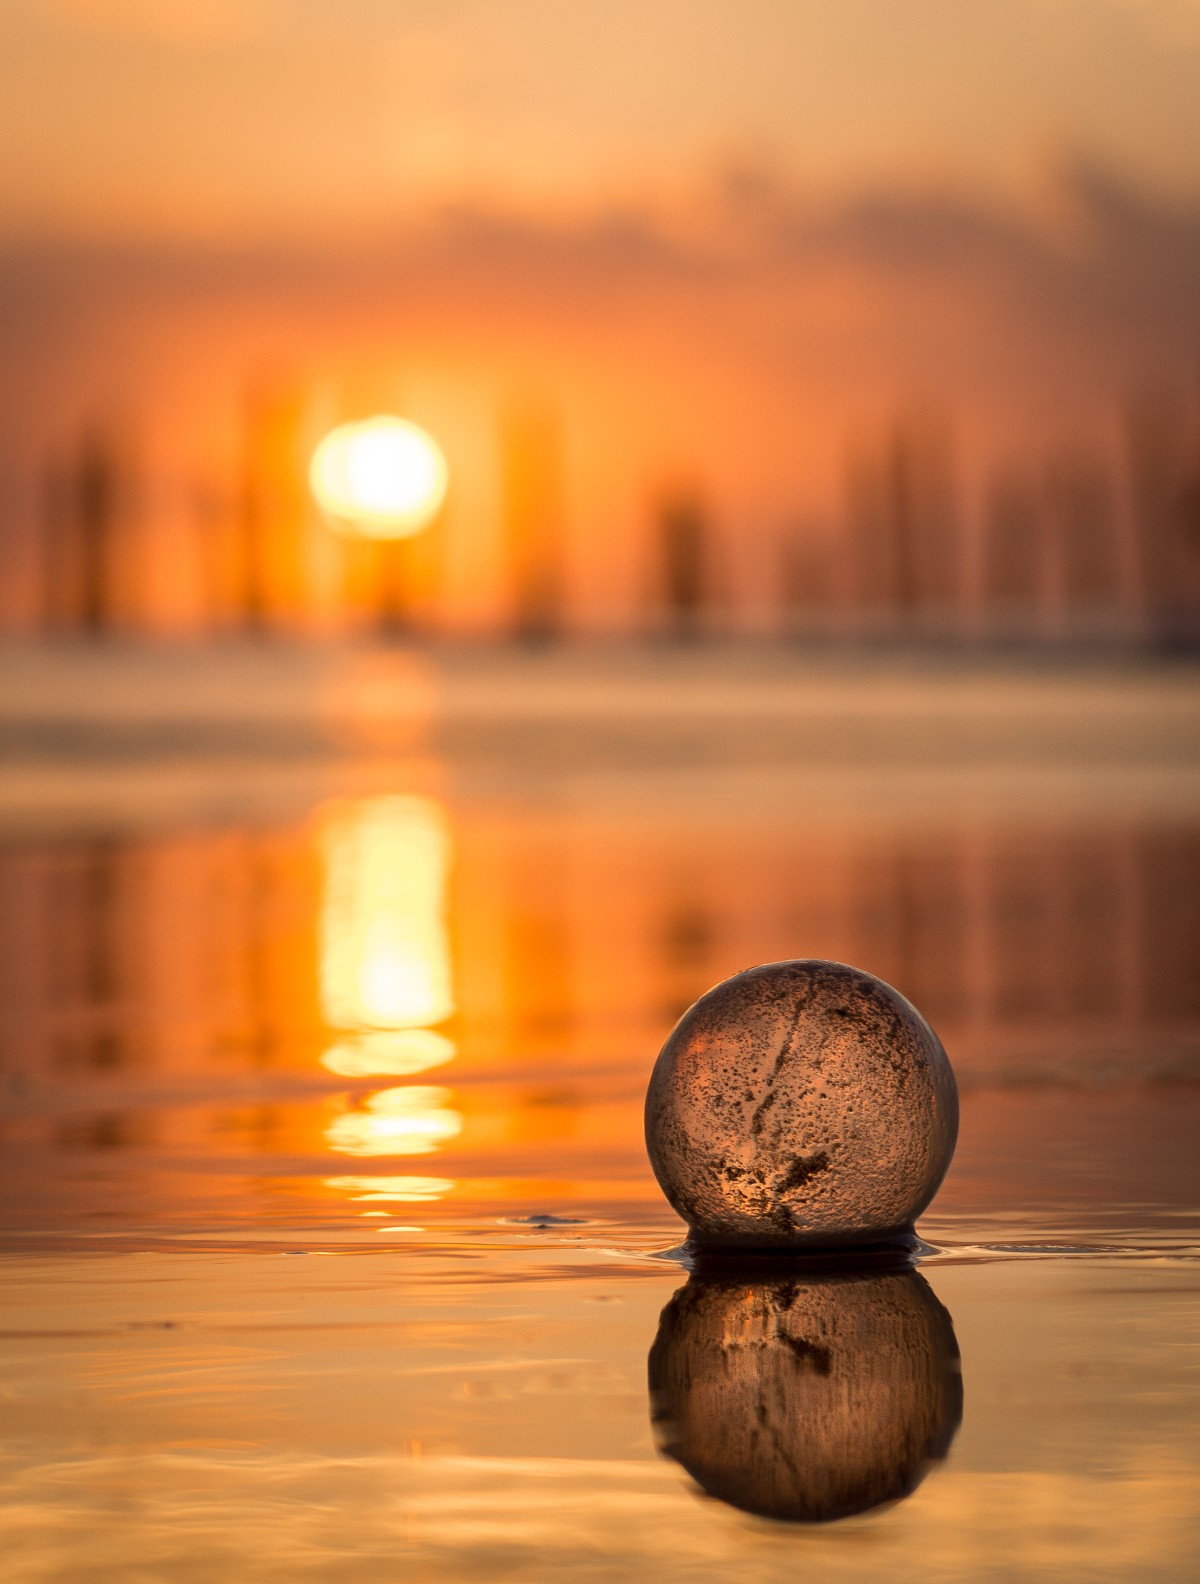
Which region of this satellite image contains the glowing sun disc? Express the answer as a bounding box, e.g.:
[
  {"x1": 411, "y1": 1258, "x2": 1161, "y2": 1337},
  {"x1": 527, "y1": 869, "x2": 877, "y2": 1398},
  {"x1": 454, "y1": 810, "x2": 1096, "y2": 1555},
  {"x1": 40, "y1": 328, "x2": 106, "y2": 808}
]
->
[{"x1": 310, "y1": 416, "x2": 448, "y2": 539}]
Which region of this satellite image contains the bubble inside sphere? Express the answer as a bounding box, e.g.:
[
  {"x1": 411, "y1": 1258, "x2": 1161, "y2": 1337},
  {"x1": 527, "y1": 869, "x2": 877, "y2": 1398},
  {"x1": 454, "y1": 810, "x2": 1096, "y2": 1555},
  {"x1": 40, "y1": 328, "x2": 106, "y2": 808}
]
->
[{"x1": 644, "y1": 960, "x2": 958, "y2": 1249}]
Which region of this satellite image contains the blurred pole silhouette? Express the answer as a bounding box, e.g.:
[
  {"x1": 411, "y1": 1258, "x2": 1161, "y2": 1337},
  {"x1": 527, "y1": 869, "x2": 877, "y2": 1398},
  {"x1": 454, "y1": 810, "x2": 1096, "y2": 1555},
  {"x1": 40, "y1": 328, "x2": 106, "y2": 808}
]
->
[
  {"x1": 981, "y1": 468, "x2": 1045, "y2": 641},
  {"x1": 845, "y1": 447, "x2": 889, "y2": 638},
  {"x1": 1044, "y1": 449, "x2": 1121, "y2": 639},
  {"x1": 236, "y1": 417, "x2": 269, "y2": 633},
  {"x1": 1125, "y1": 392, "x2": 1200, "y2": 647},
  {"x1": 890, "y1": 418, "x2": 961, "y2": 634},
  {"x1": 657, "y1": 488, "x2": 709, "y2": 640},
  {"x1": 76, "y1": 435, "x2": 119, "y2": 634},
  {"x1": 235, "y1": 384, "x2": 307, "y2": 634},
  {"x1": 39, "y1": 460, "x2": 70, "y2": 632},
  {"x1": 779, "y1": 524, "x2": 837, "y2": 639},
  {"x1": 500, "y1": 403, "x2": 565, "y2": 642},
  {"x1": 845, "y1": 418, "x2": 960, "y2": 639},
  {"x1": 40, "y1": 432, "x2": 122, "y2": 634},
  {"x1": 886, "y1": 429, "x2": 919, "y2": 618},
  {"x1": 1181, "y1": 467, "x2": 1200, "y2": 637},
  {"x1": 375, "y1": 541, "x2": 411, "y2": 639}
]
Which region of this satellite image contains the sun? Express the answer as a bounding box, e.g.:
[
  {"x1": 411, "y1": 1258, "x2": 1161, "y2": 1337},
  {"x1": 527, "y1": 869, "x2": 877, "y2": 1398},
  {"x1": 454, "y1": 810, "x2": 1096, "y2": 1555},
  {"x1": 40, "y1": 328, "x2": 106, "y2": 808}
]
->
[{"x1": 310, "y1": 416, "x2": 448, "y2": 539}]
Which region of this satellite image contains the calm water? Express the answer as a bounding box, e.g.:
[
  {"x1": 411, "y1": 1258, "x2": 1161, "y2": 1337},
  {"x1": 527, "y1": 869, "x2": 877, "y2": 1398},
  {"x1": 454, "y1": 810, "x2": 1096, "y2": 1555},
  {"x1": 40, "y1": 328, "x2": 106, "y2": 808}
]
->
[{"x1": 1, "y1": 649, "x2": 1198, "y2": 1581}]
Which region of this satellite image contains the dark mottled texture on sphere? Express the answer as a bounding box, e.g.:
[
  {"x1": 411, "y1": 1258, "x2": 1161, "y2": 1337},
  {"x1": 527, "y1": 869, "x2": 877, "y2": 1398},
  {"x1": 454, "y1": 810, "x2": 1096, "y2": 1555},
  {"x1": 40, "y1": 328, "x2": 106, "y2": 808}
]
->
[
  {"x1": 648, "y1": 1269, "x2": 962, "y2": 1523},
  {"x1": 645, "y1": 960, "x2": 958, "y2": 1248}
]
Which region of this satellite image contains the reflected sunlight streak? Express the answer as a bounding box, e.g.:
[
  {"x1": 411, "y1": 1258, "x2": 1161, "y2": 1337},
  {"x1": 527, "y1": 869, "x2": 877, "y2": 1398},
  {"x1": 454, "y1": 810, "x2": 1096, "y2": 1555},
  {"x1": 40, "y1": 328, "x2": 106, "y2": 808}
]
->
[
  {"x1": 320, "y1": 1028, "x2": 456, "y2": 1078},
  {"x1": 323, "y1": 1175, "x2": 456, "y2": 1202},
  {"x1": 320, "y1": 795, "x2": 461, "y2": 1181},
  {"x1": 320, "y1": 795, "x2": 454, "y2": 1034},
  {"x1": 325, "y1": 1086, "x2": 463, "y2": 1157}
]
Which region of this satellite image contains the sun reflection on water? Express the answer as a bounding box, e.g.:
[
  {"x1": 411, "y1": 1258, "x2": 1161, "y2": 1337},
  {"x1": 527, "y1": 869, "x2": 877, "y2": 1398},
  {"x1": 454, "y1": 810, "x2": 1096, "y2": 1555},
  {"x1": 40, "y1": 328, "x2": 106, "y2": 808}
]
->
[
  {"x1": 323, "y1": 1175, "x2": 456, "y2": 1203},
  {"x1": 326, "y1": 1086, "x2": 463, "y2": 1157},
  {"x1": 319, "y1": 795, "x2": 461, "y2": 1191},
  {"x1": 320, "y1": 795, "x2": 455, "y2": 1032},
  {"x1": 320, "y1": 1028, "x2": 456, "y2": 1078}
]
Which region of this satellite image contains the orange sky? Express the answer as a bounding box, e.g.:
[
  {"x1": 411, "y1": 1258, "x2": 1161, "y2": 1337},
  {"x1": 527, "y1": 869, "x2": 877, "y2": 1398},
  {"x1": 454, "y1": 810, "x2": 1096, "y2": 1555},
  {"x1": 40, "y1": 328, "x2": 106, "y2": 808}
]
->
[
  {"x1": 0, "y1": 2, "x2": 1197, "y2": 636},
  {"x1": 2, "y1": 0, "x2": 1200, "y2": 241}
]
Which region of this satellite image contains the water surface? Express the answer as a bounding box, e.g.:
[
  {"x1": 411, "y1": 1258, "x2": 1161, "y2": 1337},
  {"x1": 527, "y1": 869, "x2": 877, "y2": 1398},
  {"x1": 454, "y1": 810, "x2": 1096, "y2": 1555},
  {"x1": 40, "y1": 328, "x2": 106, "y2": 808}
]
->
[{"x1": 1, "y1": 647, "x2": 1197, "y2": 1580}]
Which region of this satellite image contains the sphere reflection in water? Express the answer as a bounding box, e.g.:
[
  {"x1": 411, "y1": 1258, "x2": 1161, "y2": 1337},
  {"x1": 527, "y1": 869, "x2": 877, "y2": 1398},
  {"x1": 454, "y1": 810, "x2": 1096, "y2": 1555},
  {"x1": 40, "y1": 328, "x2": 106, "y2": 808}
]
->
[{"x1": 648, "y1": 1266, "x2": 961, "y2": 1523}]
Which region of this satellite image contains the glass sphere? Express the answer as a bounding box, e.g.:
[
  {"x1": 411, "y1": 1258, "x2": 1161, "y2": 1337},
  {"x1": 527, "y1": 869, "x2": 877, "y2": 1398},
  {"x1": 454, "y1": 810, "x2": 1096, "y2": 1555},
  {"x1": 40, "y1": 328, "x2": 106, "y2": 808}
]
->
[{"x1": 645, "y1": 959, "x2": 958, "y2": 1249}]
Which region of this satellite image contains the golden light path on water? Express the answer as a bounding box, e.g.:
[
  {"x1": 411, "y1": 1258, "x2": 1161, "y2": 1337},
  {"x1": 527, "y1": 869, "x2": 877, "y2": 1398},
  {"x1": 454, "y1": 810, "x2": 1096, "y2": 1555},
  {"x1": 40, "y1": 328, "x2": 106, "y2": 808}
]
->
[
  {"x1": 319, "y1": 794, "x2": 460, "y2": 1204},
  {"x1": 320, "y1": 794, "x2": 455, "y2": 1033},
  {"x1": 320, "y1": 1027, "x2": 457, "y2": 1078},
  {"x1": 325, "y1": 1086, "x2": 463, "y2": 1157},
  {"x1": 323, "y1": 1175, "x2": 456, "y2": 1203}
]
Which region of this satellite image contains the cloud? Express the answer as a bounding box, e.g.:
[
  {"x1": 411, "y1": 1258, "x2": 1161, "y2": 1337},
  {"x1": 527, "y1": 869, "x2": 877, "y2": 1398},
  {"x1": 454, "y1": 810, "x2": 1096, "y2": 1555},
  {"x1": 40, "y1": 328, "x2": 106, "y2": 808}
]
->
[{"x1": 0, "y1": 162, "x2": 1195, "y2": 467}]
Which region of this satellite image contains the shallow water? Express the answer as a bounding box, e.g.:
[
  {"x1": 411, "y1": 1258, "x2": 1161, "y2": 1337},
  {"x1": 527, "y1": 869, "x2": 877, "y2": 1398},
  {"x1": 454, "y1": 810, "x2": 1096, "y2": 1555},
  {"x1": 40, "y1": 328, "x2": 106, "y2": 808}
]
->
[{"x1": 0, "y1": 649, "x2": 1198, "y2": 1580}]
